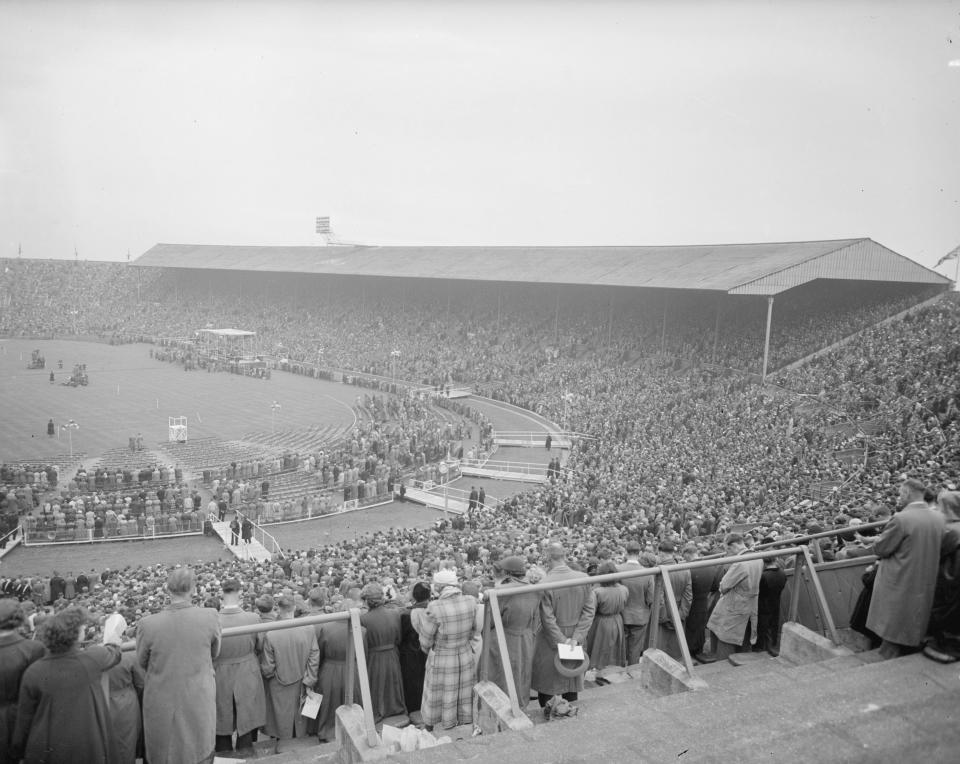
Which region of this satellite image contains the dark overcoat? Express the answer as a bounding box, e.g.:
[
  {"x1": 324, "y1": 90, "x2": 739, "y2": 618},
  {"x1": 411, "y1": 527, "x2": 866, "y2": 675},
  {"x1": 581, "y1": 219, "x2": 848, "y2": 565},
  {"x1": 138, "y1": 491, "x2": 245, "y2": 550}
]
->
[
  {"x1": 12, "y1": 644, "x2": 121, "y2": 764},
  {"x1": 530, "y1": 564, "x2": 596, "y2": 696},
  {"x1": 867, "y1": 502, "x2": 945, "y2": 646}
]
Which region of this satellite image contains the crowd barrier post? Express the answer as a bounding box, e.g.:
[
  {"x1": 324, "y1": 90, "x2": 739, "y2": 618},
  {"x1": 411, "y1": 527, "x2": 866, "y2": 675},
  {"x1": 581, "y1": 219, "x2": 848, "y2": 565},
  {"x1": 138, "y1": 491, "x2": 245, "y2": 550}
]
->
[
  {"x1": 800, "y1": 547, "x2": 840, "y2": 644},
  {"x1": 479, "y1": 601, "x2": 493, "y2": 683},
  {"x1": 485, "y1": 590, "x2": 523, "y2": 719},
  {"x1": 347, "y1": 607, "x2": 379, "y2": 748},
  {"x1": 647, "y1": 574, "x2": 664, "y2": 651},
  {"x1": 659, "y1": 568, "x2": 696, "y2": 675}
]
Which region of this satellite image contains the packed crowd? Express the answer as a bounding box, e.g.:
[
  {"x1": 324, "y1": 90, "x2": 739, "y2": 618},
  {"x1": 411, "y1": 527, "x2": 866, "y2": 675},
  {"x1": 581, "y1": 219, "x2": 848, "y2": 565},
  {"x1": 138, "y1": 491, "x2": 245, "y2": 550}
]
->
[
  {"x1": 3, "y1": 257, "x2": 960, "y2": 759},
  {"x1": 0, "y1": 258, "x2": 938, "y2": 378}
]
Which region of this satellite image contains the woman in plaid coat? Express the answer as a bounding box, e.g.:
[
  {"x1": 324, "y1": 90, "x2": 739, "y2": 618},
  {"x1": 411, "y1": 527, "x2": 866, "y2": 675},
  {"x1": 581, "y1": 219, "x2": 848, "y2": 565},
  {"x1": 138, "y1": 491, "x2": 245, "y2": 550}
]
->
[{"x1": 419, "y1": 570, "x2": 478, "y2": 730}]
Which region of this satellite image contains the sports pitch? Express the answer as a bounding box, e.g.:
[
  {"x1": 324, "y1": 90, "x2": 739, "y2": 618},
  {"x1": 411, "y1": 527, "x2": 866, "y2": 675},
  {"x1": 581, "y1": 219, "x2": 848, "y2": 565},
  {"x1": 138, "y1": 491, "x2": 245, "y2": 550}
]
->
[{"x1": 0, "y1": 338, "x2": 359, "y2": 463}]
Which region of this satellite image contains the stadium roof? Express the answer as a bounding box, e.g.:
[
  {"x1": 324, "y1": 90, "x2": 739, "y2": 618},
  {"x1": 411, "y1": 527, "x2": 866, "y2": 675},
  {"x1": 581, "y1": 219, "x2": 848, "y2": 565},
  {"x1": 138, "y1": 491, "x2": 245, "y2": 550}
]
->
[{"x1": 135, "y1": 238, "x2": 949, "y2": 296}]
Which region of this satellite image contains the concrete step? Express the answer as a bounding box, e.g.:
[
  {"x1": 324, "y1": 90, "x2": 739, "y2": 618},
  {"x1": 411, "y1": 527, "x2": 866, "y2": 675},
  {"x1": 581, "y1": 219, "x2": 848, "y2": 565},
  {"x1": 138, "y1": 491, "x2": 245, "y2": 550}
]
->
[
  {"x1": 392, "y1": 653, "x2": 960, "y2": 763},
  {"x1": 245, "y1": 736, "x2": 339, "y2": 763}
]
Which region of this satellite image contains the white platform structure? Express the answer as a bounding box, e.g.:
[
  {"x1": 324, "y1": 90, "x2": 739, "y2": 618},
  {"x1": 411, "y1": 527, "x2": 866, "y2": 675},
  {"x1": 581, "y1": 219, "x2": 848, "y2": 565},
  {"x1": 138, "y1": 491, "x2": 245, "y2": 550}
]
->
[
  {"x1": 402, "y1": 484, "x2": 469, "y2": 514},
  {"x1": 210, "y1": 520, "x2": 274, "y2": 562}
]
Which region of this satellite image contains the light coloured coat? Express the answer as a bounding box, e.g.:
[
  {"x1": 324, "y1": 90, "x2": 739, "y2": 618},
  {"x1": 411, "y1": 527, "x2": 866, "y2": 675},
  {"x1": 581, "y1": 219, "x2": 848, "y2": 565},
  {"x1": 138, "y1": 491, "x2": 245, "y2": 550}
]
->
[
  {"x1": 137, "y1": 602, "x2": 221, "y2": 764},
  {"x1": 707, "y1": 553, "x2": 763, "y2": 646}
]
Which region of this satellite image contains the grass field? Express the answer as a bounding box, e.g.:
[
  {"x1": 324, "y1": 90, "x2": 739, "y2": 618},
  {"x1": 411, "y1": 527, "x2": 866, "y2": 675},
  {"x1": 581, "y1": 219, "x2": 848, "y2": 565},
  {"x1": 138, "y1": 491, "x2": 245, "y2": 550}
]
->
[
  {"x1": 0, "y1": 338, "x2": 358, "y2": 462},
  {"x1": 0, "y1": 338, "x2": 556, "y2": 577}
]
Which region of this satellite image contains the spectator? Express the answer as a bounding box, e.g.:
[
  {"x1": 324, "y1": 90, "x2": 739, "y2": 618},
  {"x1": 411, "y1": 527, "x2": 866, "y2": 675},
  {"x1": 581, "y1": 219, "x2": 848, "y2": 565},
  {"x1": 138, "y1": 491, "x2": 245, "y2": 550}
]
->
[
  {"x1": 12, "y1": 606, "x2": 121, "y2": 763},
  {"x1": 102, "y1": 613, "x2": 145, "y2": 764},
  {"x1": 137, "y1": 567, "x2": 222, "y2": 764},
  {"x1": 359, "y1": 583, "x2": 406, "y2": 723},
  {"x1": 214, "y1": 578, "x2": 266, "y2": 756},
  {"x1": 488, "y1": 556, "x2": 540, "y2": 710},
  {"x1": 682, "y1": 543, "x2": 715, "y2": 662},
  {"x1": 926, "y1": 490, "x2": 960, "y2": 660},
  {"x1": 419, "y1": 570, "x2": 478, "y2": 731},
  {"x1": 586, "y1": 561, "x2": 628, "y2": 670},
  {"x1": 0, "y1": 599, "x2": 45, "y2": 761},
  {"x1": 398, "y1": 581, "x2": 431, "y2": 719},
  {"x1": 866, "y1": 478, "x2": 946, "y2": 659},
  {"x1": 653, "y1": 540, "x2": 693, "y2": 662},
  {"x1": 755, "y1": 553, "x2": 787, "y2": 655},
  {"x1": 617, "y1": 541, "x2": 654, "y2": 665},
  {"x1": 531, "y1": 543, "x2": 596, "y2": 710},
  {"x1": 707, "y1": 534, "x2": 763, "y2": 660},
  {"x1": 312, "y1": 599, "x2": 366, "y2": 743},
  {"x1": 260, "y1": 593, "x2": 319, "y2": 753}
]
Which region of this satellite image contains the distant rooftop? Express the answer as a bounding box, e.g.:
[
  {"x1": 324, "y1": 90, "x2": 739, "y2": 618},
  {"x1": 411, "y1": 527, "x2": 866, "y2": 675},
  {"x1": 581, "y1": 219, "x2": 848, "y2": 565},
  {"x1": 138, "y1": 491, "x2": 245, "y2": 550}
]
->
[{"x1": 134, "y1": 239, "x2": 949, "y2": 296}]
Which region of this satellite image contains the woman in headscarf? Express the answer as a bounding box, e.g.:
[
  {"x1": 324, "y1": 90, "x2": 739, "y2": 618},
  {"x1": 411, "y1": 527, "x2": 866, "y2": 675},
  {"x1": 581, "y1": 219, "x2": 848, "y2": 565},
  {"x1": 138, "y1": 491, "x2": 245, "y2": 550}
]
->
[
  {"x1": 487, "y1": 556, "x2": 540, "y2": 710},
  {"x1": 359, "y1": 582, "x2": 406, "y2": 723},
  {"x1": 585, "y1": 561, "x2": 629, "y2": 669},
  {"x1": 103, "y1": 613, "x2": 145, "y2": 764},
  {"x1": 419, "y1": 569, "x2": 478, "y2": 730},
  {"x1": 0, "y1": 600, "x2": 45, "y2": 764},
  {"x1": 12, "y1": 606, "x2": 122, "y2": 763}
]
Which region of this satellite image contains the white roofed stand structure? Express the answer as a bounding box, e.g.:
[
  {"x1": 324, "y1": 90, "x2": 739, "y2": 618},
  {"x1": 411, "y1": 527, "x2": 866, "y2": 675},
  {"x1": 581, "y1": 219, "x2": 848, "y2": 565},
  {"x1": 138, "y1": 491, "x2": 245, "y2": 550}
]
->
[{"x1": 136, "y1": 239, "x2": 950, "y2": 381}]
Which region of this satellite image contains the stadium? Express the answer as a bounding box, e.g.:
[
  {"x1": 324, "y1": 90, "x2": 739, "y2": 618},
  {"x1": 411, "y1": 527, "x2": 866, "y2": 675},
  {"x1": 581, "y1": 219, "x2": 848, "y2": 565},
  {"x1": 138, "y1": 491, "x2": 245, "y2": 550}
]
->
[{"x1": 2, "y1": 239, "x2": 960, "y2": 762}]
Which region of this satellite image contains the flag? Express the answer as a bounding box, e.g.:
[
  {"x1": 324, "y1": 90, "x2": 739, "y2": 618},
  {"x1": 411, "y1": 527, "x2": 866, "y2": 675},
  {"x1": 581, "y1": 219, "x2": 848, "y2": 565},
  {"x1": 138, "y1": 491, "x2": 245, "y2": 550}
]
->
[
  {"x1": 316, "y1": 216, "x2": 330, "y2": 234},
  {"x1": 936, "y1": 245, "x2": 960, "y2": 268}
]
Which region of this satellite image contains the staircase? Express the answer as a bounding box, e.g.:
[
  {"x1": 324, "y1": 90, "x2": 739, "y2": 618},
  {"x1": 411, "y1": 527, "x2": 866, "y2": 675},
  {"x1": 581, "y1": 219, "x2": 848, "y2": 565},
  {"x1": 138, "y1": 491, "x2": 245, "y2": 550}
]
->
[{"x1": 210, "y1": 521, "x2": 273, "y2": 562}]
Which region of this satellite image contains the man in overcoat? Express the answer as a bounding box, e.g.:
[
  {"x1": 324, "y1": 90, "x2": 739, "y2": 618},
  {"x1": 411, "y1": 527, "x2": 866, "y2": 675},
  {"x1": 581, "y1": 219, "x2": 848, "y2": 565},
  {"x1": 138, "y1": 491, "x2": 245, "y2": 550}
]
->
[
  {"x1": 531, "y1": 543, "x2": 596, "y2": 708},
  {"x1": 137, "y1": 567, "x2": 222, "y2": 764},
  {"x1": 617, "y1": 540, "x2": 654, "y2": 665},
  {"x1": 260, "y1": 594, "x2": 319, "y2": 752},
  {"x1": 866, "y1": 478, "x2": 946, "y2": 658},
  {"x1": 707, "y1": 534, "x2": 763, "y2": 660},
  {"x1": 214, "y1": 578, "x2": 266, "y2": 756}
]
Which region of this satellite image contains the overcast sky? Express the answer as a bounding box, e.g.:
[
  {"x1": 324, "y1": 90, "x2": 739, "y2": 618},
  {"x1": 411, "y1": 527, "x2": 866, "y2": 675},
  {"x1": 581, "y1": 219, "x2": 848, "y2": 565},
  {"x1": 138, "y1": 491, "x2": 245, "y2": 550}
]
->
[{"x1": 1, "y1": 0, "x2": 958, "y2": 274}]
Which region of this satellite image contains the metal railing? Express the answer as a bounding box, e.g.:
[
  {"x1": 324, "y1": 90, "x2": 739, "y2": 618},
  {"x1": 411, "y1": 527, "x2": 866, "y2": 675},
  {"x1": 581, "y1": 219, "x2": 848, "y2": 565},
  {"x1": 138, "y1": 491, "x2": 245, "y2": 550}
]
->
[
  {"x1": 0, "y1": 525, "x2": 23, "y2": 559},
  {"x1": 479, "y1": 545, "x2": 837, "y2": 722},
  {"x1": 243, "y1": 512, "x2": 283, "y2": 559},
  {"x1": 119, "y1": 608, "x2": 378, "y2": 749},
  {"x1": 459, "y1": 457, "x2": 550, "y2": 478},
  {"x1": 20, "y1": 518, "x2": 206, "y2": 545}
]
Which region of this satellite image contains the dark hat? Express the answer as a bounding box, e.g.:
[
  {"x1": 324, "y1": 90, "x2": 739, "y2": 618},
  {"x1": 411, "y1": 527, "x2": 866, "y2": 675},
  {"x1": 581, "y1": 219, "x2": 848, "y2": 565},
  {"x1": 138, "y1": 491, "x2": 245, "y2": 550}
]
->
[
  {"x1": 495, "y1": 556, "x2": 526, "y2": 577},
  {"x1": 0, "y1": 599, "x2": 23, "y2": 629},
  {"x1": 554, "y1": 648, "x2": 591, "y2": 678}
]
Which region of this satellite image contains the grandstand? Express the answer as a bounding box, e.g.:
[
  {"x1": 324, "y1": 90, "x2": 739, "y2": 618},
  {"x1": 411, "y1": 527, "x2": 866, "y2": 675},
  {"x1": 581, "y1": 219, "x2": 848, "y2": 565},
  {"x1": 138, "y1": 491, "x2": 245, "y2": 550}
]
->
[{"x1": 2, "y1": 240, "x2": 959, "y2": 762}]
